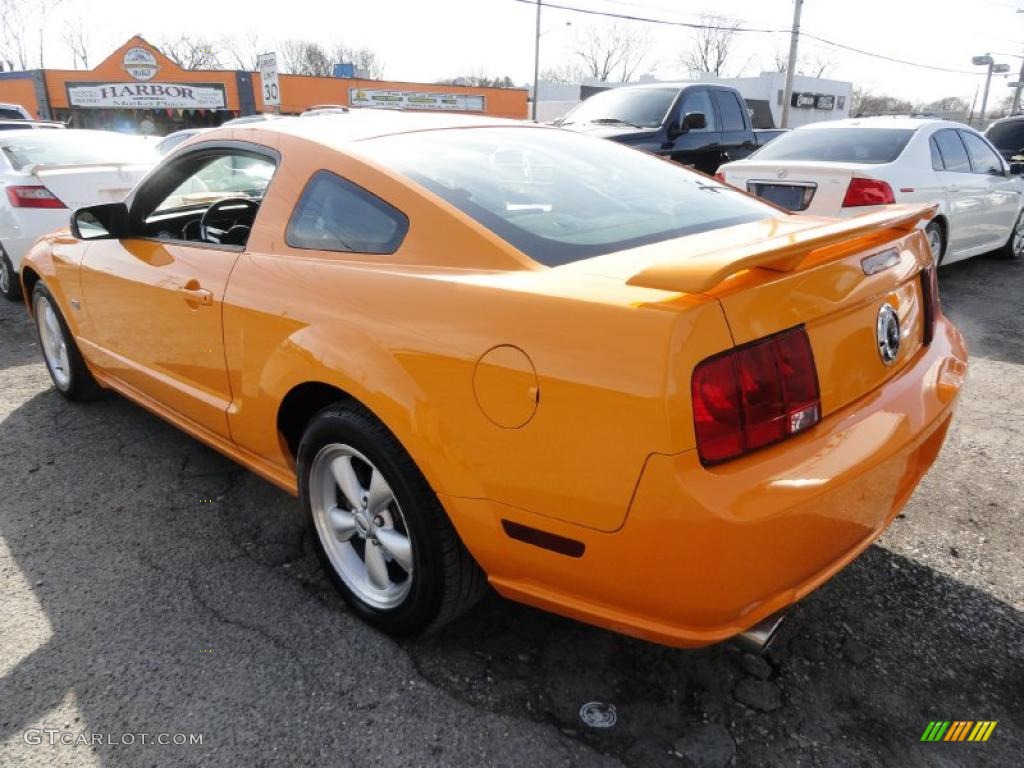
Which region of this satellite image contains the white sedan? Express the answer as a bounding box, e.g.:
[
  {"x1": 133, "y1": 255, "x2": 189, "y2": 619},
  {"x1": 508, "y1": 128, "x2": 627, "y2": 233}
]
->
[
  {"x1": 717, "y1": 117, "x2": 1024, "y2": 265},
  {"x1": 0, "y1": 129, "x2": 157, "y2": 299}
]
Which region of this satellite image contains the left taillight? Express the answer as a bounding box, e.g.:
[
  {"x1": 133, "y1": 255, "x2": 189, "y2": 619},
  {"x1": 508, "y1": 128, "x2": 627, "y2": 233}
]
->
[
  {"x1": 841, "y1": 177, "x2": 895, "y2": 207},
  {"x1": 5, "y1": 185, "x2": 66, "y2": 209},
  {"x1": 691, "y1": 326, "x2": 821, "y2": 466}
]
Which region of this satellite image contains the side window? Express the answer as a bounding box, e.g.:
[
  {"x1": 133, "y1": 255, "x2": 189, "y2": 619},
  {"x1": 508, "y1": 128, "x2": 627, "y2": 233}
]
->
[
  {"x1": 155, "y1": 153, "x2": 275, "y2": 212},
  {"x1": 678, "y1": 90, "x2": 716, "y2": 132},
  {"x1": 713, "y1": 90, "x2": 746, "y2": 132},
  {"x1": 286, "y1": 170, "x2": 408, "y2": 254},
  {"x1": 959, "y1": 130, "x2": 1003, "y2": 175},
  {"x1": 929, "y1": 137, "x2": 944, "y2": 171},
  {"x1": 932, "y1": 130, "x2": 971, "y2": 173}
]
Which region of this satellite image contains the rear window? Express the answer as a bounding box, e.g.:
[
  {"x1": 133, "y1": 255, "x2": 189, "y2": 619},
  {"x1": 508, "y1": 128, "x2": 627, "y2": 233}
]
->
[
  {"x1": 286, "y1": 170, "x2": 408, "y2": 254},
  {"x1": 752, "y1": 127, "x2": 916, "y2": 164},
  {"x1": 0, "y1": 108, "x2": 25, "y2": 119},
  {"x1": 0, "y1": 130, "x2": 156, "y2": 171},
  {"x1": 985, "y1": 120, "x2": 1024, "y2": 153},
  {"x1": 932, "y1": 129, "x2": 970, "y2": 172},
  {"x1": 354, "y1": 127, "x2": 775, "y2": 266}
]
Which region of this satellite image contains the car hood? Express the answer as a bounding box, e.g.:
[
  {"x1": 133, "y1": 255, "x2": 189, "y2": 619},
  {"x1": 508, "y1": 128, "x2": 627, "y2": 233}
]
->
[{"x1": 560, "y1": 122, "x2": 659, "y2": 141}]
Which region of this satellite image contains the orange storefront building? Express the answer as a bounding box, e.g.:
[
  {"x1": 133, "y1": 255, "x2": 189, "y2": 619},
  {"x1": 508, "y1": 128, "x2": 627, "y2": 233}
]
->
[{"x1": 0, "y1": 36, "x2": 528, "y2": 133}]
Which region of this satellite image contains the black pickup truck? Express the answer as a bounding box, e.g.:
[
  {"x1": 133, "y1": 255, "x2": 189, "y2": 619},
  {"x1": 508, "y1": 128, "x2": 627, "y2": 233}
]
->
[{"x1": 557, "y1": 83, "x2": 785, "y2": 175}]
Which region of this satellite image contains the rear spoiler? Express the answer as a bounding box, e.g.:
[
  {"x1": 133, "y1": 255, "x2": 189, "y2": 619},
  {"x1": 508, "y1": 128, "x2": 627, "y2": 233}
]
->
[
  {"x1": 626, "y1": 204, "x2": 937, "y2": 294},
  {"x1": 27, "y1": 162, "x2": 148, "y2": 174}
]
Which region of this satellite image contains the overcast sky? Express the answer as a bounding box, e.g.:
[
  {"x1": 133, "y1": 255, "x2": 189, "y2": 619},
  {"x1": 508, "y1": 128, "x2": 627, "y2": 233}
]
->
[{"x1": 30, "y1": 0, "x2": 1024, "y2": 106}]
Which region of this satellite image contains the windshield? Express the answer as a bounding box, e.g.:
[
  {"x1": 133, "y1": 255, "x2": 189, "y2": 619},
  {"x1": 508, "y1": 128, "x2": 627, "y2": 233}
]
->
[
  {"x1": 986, "y1": 120, "x2": 1024, "y2": 152},
  {"x1": 0, "y1": 130, "x2": 157, "y2": 171},
  {"x1": 560, "y1": 88, "x2": 677, "y2": 129},
  {"x1": 356, "y1": 127, "x2": 775, "y2": 266},
  {"x1": 751, "y1": 128, "x2": 916, "y2": 164}
]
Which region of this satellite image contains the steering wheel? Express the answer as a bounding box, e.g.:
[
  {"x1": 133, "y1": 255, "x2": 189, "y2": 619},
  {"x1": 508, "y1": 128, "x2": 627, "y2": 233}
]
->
[{"x1": 199, "y1": 197, "x2": 259, "y2": 243}]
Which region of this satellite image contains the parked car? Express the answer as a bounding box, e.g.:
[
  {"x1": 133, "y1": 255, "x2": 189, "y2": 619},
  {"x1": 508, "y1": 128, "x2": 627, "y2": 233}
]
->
[
  {"x1": 0, "y1": 102, "x2": 32, "y2": 120},
  {"x1": 983, "y1": 114, "x2": 1024, "y2": 162},
  {"x1": 0, "y1": 129, "x2": 158, "y2": 299},
  {"x1": 558, "y1": 83, "x2": 786, "y2": 174},
  {"x1": 718, "y1": 117, "x2": 1024, "y2": 265},
  {"x1": 155, "y1": 128, "x2": 208, "y2": 155},
  {"x1": 0, "y1": 119, "x2": 65, "y2": 132},
  {"x1": 21, "y1": 112, "x2": 965, "y2": 649}
]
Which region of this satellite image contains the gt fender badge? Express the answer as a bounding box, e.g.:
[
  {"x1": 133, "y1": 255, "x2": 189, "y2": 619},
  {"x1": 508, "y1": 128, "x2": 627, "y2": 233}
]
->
[{"x1": 876, "y1": 303, "x2": 901, "y2": 365}]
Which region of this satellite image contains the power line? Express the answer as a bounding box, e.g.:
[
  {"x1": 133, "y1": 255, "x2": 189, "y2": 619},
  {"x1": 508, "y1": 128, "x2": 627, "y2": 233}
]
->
[{"x1": 510, "y1": 0, "x2": 991, "y2": 76}]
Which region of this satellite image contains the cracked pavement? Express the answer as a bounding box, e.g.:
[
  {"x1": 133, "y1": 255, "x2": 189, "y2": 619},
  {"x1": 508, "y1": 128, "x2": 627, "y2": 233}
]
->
[{"x1": 1, "y1": 252, "x2": 1021, "y2": 767}]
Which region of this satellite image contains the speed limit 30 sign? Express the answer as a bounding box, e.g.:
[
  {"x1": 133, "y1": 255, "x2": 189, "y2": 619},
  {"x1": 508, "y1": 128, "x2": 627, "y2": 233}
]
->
[{"x1": 258, "y1": 52, "x2": 280, "y2": 107}]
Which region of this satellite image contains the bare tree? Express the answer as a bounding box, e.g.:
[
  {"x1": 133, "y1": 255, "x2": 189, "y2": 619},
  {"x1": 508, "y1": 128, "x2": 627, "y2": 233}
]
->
[
  {"x1": 918, "y1": 95, "x2": 970, "y2": 114},
  {"x1": 0, "y1": 0, "x2": 62, "y2": 71},
  {"x1": 771, "y1": 50, "x2": 834, "y2": 78},
  {"x1": 62, "y1": 20, "x2": 89, "y2": 69},
  {"x1": 280, "y1": 39, "x2": 332, "y2": 76},
  {"x1": 437, "y1": 71, "x2": 516, "y2": 88},
  {"x1": 161, "y1": 34, "x2": 222, "y2": 70},
  {"x1": 222, "y1": 32, "x2": 265, "y2": 71},
  {"x1": 574, "y1": 23, "x2": 651, "y2": 83},
  {"x1": 851, "y1": 88, "x2": 914, "y2": 116},
  {"x1": 332, "y1": 45, "x2": 384, "y2": 79},
  {"x1": 681, "y1": 13, "x2": 741, "y2": 77},
  {"x1": 539, "y1": 61, "x2": 585, "y2": 85}
]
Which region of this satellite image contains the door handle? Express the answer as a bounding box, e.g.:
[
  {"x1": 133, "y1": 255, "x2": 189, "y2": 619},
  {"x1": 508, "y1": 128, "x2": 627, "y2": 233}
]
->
[{"x1": 178, "y1": 281, "x2": 213, "y2": 306}]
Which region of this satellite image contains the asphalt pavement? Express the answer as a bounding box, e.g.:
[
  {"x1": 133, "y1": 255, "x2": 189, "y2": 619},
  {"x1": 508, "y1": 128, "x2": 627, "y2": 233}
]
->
[{"x1": 1, "y1": 252, "x2": 1021, "y2": 767}]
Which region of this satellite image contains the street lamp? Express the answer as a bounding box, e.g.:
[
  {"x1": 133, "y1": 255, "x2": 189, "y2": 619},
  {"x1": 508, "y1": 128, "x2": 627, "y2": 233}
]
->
[
  {"x1": 972, "y1": 54, "x2": 1010, "y2": 126},
  {"x1": 530, "y1": 3, "x2": 570, "y2": 122}
]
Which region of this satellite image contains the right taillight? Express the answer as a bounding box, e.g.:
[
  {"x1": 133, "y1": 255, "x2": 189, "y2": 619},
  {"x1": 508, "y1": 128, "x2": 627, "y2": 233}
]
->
[
  {"x1": 5, "y1": 185, "x2": 66, "y2": 209},
  {"x1": 841, "y1": 177, "x2": 895, "y2": 207},
  {"x1": 920, "y1": 263, "x2": 941, "y2": 346},
  {"x1": 692, "y1": 326, "x2": 821, "y2": 465}
]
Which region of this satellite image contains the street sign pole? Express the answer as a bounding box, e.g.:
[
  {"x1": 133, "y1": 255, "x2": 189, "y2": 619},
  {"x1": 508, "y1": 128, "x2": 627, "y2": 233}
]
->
[{"x1": 258, "y1": 52, "x2": 281, "y2": 115}]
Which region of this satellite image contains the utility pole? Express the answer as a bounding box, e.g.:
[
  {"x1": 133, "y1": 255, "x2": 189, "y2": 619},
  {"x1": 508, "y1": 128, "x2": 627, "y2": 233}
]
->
[
  {"x1": 532, "y1": 0, "x2": 542, "y2": 122},
  {"x1": 780, "y1": 0, "x2": 804, "y2": 129},
  {"x1": 1013, "y1": 54, "x2": 1024, "y2": 114},
  {"x1": 980, "y1": 59, "x2": 995, "y2": 126}
]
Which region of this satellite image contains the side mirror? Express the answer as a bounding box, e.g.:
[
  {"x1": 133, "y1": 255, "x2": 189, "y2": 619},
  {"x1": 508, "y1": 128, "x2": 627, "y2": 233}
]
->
[
  {"x1": 683, "y1": 111, "x2": 707, "y2": 130},
  {"x1": 70, "y1": 202, "x2": 128, "y2": 240}
]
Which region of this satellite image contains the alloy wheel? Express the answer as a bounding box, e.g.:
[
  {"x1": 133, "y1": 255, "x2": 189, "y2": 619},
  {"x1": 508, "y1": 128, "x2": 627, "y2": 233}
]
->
[
  {"x1": 927, "y1": 226, "x2": 943, "y2": 263},
  {"x1": 35, "y1": 294, "x2": 71, "y2": 389},
  {"x1": 309, "y1": 443, "x2": 414, "y2": 610},
  {"x1": 1013, "y1": 214, "x2": 1024, "y2": 257},
  {"x1": 0, "y1": 256, "x2": 9, "y2": 295}
]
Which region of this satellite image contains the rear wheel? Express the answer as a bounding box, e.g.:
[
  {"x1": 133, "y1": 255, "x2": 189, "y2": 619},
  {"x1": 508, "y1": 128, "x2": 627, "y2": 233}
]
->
[
  {"x1": 32, "y1": 284, "x2": 101, "y2": 401},
  {"x1": 298, "y1": 403, "x2": 487, "y2": 635},
  {"x1": 925, "y1": 221, "x2": 946, "y2": 265},
  {"x1": 996, "y1": 210, "x2": 1024, "y2": 260},
  {"x1": 0, "y1": 248, "x2": 21, "y2": 301}
]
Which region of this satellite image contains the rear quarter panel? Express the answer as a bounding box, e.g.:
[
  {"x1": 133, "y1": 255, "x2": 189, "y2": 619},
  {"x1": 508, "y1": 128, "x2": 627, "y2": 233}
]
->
[{"x1": 224, "y1": 135, "x2": 735, "y2": 532}]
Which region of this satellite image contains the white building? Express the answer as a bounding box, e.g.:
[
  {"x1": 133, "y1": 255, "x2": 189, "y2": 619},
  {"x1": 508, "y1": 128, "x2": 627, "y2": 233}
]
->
[{"x1": 531, "y1": 72, "x2": 853, "y2": 128}]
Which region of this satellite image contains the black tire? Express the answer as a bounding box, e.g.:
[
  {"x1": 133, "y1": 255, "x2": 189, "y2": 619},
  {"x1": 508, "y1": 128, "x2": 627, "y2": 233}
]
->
[
  {"x1": 31, "y1": 283, "x2": 102, "y2": 401},
  {"x1": 0, "y1": 247, "x2": 21, "y2": 301},
  {"x1": 298, "y1": 402, "x2": 487, "y2": 635},
  {"x1": 995, "y1": 210, "x2": 1024, "y2": 260},
  {"x1": 925, "y1": 220, "x2": 946, "y2": 266}
]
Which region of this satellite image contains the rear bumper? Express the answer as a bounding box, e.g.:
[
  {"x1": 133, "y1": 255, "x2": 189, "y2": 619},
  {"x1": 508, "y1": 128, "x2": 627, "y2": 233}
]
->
[
  {"x1": 0, "y1": 208, "x2": 68, "y2": 269},
  {"x1": 442, "y1": 315, "x2": 967, "y2": 648}
]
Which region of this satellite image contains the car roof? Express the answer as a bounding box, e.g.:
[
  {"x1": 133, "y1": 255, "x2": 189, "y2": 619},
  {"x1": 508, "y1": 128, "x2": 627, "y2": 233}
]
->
[
  {"x1": 206, "y1": 109, "x2": 542, "y2": 148},
  {"x1": 797, "y1": 116, "x2": 964, "y2": 131}
]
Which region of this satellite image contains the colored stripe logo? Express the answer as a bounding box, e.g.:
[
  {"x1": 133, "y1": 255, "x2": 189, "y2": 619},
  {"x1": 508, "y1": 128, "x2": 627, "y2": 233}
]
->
[{"x1": 920, "y1": 721, "x2": 998, "y2": 742}]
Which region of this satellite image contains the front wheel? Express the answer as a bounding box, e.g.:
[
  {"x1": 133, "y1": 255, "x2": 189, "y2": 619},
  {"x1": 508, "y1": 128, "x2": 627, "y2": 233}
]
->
[
  {"x1": 298, "y1": 403, "x2": 487, "y2": 635},
  {"x1": 32, "y1": 284, "x2": 101, "y2": 400}
]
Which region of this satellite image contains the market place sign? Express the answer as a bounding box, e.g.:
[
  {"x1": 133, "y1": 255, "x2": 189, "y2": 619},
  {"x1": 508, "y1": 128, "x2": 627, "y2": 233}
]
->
[
  {"x1": 349, "y1": 88, "x2": 486, "y2": 112},
  {"x1": 67, "y1": 82, "x2": 227, "y2": 110}
]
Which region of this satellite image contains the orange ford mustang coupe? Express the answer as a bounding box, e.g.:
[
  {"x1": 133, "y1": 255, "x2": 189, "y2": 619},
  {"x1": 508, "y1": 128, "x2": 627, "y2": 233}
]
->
[{"x1": 21, "y1": 112, "x2": 966, "y2": 649}]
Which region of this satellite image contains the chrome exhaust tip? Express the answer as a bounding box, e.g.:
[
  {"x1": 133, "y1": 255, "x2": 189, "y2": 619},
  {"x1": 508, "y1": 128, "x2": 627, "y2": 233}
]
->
[{"x1": 734, "y1": 610, "x2": 786, "y2": 654}]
